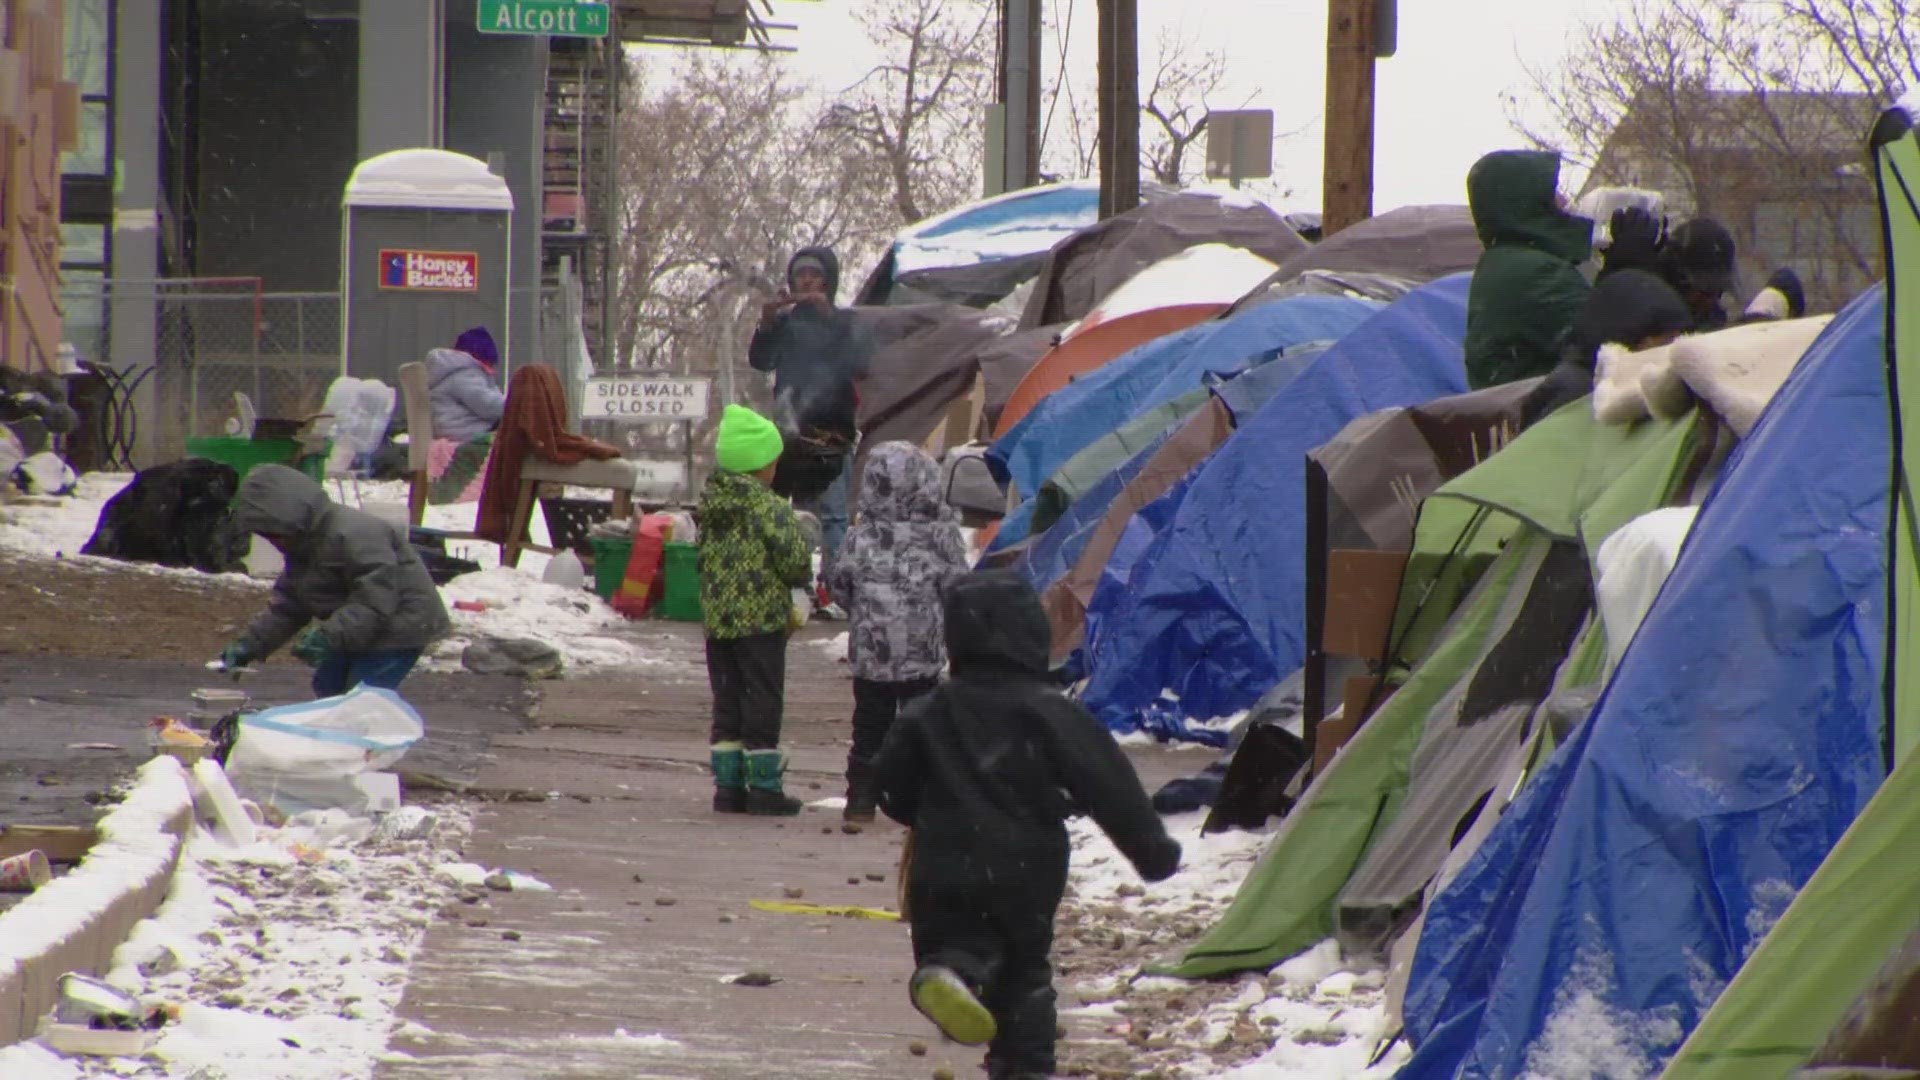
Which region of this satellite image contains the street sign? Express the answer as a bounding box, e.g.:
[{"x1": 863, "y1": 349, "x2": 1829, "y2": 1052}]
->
[
  {"x1": 1205, "y1": 110, "x2": 1275, "y2": 184},
  {"x1": 582, "y1": 375, "x2": 711, "y2": 422},
  {"x1": 378, "y1": 248, "x2": 479, "y2": 292},
  {"x1": 478, "y1": 0, "x2": 610, "y2": 39}
]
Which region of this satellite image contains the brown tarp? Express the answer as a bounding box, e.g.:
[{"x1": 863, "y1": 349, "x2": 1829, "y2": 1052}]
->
[
  {"x1": 1232, "y1": 205, "x2": 1483, "y2": 316},
  {"x1": 1041, "y1": 397, "x2": 1238, "y2": 663},
  {"x1": 1019, "y1": 194, "x2": 1309, "y2": 330},
  {"x1": 993, "y1": 305, "x2": 1222, "y2": 437}
]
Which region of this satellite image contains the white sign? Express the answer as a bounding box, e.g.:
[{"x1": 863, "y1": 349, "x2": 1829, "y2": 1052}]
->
[
  {"x1": 583, "y1": 376, "x2": 711, "y2": 422},
  {"x1": 628, "y1": 458, "x2": 689, "y2": 499}
]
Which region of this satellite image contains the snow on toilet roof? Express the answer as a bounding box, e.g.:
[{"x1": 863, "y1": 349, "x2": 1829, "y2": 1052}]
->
[{"x1": 344, "y1": 148, "x2": 515, "y2": 212}]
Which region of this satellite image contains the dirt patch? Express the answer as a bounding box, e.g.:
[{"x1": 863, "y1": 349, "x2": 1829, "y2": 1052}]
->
[{"x1": 0, "y1": 552, "x2": 283, "y2": 662}]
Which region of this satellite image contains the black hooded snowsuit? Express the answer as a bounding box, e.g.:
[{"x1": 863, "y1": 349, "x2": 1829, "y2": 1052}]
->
[
  {"x1": 876, "y1": 570, "x2": 1181, "y2": 1078},
  {"x1": 747, "y1": 247, "x2": 868, "y2": 443},
  {"x1": 1518, "y1": 268, "x2": 1695, "y2": 428}
]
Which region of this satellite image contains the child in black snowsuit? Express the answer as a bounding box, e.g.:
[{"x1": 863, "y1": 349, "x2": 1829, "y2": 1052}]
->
[{"x1": 876, "y1": 570, "x2": 1182, "y2": 1079}]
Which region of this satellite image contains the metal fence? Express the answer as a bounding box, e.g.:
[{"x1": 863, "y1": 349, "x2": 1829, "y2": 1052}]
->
[{"x1": 66, "y1": 282, "x2": 575, "y2": 465}]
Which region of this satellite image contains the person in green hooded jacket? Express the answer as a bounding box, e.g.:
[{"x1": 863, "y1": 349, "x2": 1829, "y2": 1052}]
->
[
  {"x1": 699, "y1": 404, "x2": 815, "y2": 816},
  {"x1": 1463, "y1": 150, "x2": 1595, "y2": 389}
]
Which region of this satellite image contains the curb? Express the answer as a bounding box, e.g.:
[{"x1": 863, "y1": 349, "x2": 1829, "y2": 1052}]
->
[{"x1": 0, "y1": 757, "x2": 196, "y2": 1047}]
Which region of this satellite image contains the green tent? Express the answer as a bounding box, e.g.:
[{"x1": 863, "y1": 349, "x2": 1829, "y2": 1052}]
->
[
  {"x1": 1170, "y1": 403, "x2": 1707, "y2": 978},
  {"x1": 1653, "y1": 93, "x2": 1920, "y2": 1080},
  {"x1": 1029, "y1": 386, "x2": 1212, "y2": 534}
]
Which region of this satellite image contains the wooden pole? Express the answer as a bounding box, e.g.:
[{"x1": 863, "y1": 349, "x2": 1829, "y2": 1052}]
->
[
  {"x1": 1321, "y1": 0, "x2": 1377, "y2": 236},
  {"x1": 1096, "y1": 0, "x2": 1139, "y2": 219}
]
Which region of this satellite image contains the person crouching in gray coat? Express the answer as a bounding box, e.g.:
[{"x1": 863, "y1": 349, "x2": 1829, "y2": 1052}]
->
[
  {"x1": 219, "y1": 465, "x2": 451, "y2": 698},
  {"x1": 825, "y1": 442, "x2": 971, "y2": 823}
]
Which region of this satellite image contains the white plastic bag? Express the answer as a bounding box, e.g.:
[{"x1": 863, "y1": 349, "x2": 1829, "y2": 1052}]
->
[
  {"x1": 790, "y1": 587, "x2": 814, "y2": 631},
  {"x1": 320, "y1": 377, "x2": 397, "y2": 475},
  {"x1": 225, "y1": 686, "x2": 425, "y2": 816}
]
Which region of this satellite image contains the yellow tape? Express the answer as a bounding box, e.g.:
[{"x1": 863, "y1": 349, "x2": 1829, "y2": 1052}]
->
[{"x1": 749, "y1": 899, "x2": 902, "y2": 922}]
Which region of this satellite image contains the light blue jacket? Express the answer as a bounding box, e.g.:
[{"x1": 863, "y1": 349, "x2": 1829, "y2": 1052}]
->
[{"x1": 424, "y1": 348, "x2": 505, "y2": 443}]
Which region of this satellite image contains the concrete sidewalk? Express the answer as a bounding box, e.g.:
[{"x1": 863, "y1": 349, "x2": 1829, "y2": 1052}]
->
[{"x1": 380, "y1": 626, "x2": 1189, "y2": 1079}]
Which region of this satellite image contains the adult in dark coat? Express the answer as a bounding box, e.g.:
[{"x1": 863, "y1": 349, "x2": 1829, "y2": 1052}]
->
[
  {"x1": 748, "y1": 247, "x2": 870, "y2": 589},
  {"x1": 1462, "y1": 150, "x2": 1594, "y2": 389},
  {"x1": 1518, "y1": 269, "x2": 1696, "y2": 428},
  {"x1": 877, "y1": 570, "x2": 1181, "y2": 1078},
  {"x1": 221, "y1": 465, "x2": 450, "y2": 697}
]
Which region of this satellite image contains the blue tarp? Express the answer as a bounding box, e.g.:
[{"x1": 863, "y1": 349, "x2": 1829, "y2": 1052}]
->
[
  {"x1": 1012, "y1": 344, "x2": 1332, "y2": 595},
  {"x1": 986, "y1": 295, "x2": 1379, "y2": 550},
  {"x1": 1075, "y1": 276, "x2": 1472, "y2": 738},
  {"x1": 1399, "y1": 289, "x2": 1890, "y2": 1080}
]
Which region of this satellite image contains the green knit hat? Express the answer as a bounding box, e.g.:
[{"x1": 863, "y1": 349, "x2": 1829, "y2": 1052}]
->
[{"x1": 715, "y1": 404, "x2": 784, "y2": 474}]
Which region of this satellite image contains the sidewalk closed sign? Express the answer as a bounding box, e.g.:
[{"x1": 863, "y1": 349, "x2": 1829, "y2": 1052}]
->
[
  {"x1": 477, "y1": 0, "x2": 610, "y2": 38},
  {"x1": 583, "y1": 376, "x2": 711, "y2": 422}
]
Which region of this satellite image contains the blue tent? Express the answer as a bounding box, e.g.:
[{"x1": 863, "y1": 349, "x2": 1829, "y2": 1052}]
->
[
  {"x1": 1074, "y1": 276, "x2": 1472, "y2": 737},
  {"x1": 1399, "y1": 290, "x2": 1890, "y2": 1079},
  {"x1": 986, "y1": 295, "x2": 1379, "y2": 550},
  {"x1": 1013, "y1": 344, "x2": 1332, "y2": 595}
]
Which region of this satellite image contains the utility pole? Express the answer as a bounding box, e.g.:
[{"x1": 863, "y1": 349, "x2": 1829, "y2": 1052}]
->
[
  {"x1": 1096, "y1": 0, "x2": 1139, "y2": 218},
  {"x1": 1322, "y1": 0, "x2": 1380, "y2": 236},
  {"x1": 997, "y1": 0, "x2": 1043, "y2": 192}
]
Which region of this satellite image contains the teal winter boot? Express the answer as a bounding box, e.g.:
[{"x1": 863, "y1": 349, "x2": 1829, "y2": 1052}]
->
[
  {"x1": 744, "y1": 749, "x2": 804, "y2": 816},
  {"x1": 710, "y1": 742, "x2": 747, "y2": 813}
]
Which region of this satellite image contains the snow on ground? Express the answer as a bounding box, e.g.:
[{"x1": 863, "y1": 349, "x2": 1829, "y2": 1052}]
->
[
  {"x1": 0, "y1": 473, "x2": 690, "y2": 674},
  {"x1": 1060, "y1": 813, "x2": 1409, "y2": 1078},
  {"x1": 12, "y1": 807, "x2": 479, "y2": 1080}
]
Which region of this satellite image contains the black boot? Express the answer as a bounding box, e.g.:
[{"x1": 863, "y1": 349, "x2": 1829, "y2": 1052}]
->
[
  {"x1": 745, "y1": 749, "x2": 804, "y2": 816},
  {"x1": 844, "y1": 754, "x2": 877, "y2": 823}
]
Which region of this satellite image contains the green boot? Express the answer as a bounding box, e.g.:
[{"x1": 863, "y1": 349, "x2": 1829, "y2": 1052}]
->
[
  {"x1": 710, "y1": 742, "x2": 747, "y2": 813},
  {"x1": 745, "y1": 749, "x2": 804, "y2": 816}
]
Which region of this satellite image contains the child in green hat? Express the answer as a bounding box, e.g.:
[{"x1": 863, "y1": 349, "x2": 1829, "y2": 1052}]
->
[{"x1": 700, "y1": 404, "x2": 815, "y2": 814}]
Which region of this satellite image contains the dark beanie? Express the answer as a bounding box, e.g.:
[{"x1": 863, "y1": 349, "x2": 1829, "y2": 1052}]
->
[{"x1": 454, "y1": 327, "x2": 499, "y2": 369}]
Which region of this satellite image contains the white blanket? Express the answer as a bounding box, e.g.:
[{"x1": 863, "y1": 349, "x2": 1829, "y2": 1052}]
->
[{"x1": 1593, "y1": 314, "x2": 1834, "y2": 434}]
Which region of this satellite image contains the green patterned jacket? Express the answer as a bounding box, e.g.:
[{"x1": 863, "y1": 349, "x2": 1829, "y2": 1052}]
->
[{"x1": 697, "y1": 470, "x2": 813, "y2": 640}]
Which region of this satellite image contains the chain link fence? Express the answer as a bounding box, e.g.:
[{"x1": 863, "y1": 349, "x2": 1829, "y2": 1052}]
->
[{"x1": 65, "y1": 281, "x2": 574, "y2": 466}]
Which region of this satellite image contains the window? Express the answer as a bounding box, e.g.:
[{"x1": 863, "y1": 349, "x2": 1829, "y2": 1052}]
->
[
  {"x1": 60, "y1": 267, "x2": 108, "y2": 365},
  {"x1": 64, "y1": 0, "x2": 110, "y2": 96},
  {"x1": 59, "y1": 0, "x2": 113, "y2": 178},
  {"x1": 60, "y1": 222, "x2": 106, "y2": 264}
]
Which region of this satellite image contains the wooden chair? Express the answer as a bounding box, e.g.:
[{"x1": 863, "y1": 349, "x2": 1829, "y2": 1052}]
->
[
  {"x1": 397, "y1": 362, "x2": 455, "y2": 528},
  {"x1": 501, "y1": 455, "x2": 641, "y2": 569}
]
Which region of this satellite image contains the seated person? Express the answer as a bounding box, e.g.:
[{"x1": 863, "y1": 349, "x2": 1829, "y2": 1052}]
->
[{"x1": 424, "y1": 327, "x2": 506, "y2": 504}]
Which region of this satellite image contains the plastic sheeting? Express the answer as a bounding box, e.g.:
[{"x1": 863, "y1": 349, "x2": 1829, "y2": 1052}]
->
[
  {"x1": 1594, "y1": 506, "x2": 1699, "y2": 681},
  {"x1": 1399, "y1": 288, "x2": 1890, "y2": 1080},
  {"x1": 987, "y1": 295, "x2": 1378, "y2": 549},
  {"x1": 1074, "y1": 276, "x2": 1472, "y2": 738}
]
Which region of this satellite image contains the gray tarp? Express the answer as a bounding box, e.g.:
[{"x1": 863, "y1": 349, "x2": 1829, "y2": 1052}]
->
[
  {"x1": 1233, "y1": 205, "x2": 1483, "y2": 316},
  {"x1": 1018, "y1": 194, "x2": 1310, "y2": 330}
]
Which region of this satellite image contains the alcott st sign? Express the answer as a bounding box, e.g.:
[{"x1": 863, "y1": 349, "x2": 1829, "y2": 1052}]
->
[{"x1": 477, "y1": 1, "x2": 610, "y2": 39}]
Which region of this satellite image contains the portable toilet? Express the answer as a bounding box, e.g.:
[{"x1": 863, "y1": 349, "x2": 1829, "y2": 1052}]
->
[{"x1": 341, "y1": 149, "x2": 514, "y2": 387}]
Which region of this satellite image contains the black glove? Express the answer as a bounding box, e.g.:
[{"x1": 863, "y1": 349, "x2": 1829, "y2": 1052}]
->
[
  {"x1": 1601, "y1": 206, "x2": 1666, "y2": 274},
  {"x1": 1765, "y1": 267, "x2": 1806, "y2": 318}
]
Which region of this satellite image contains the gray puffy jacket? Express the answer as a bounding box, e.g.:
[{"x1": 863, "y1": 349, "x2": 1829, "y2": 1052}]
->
[
  {"x1": 826, "y1": 442, "x2": 970, "y2": 682},
  {"x1": 232, "y1": 465, "x2": 451, "y2": 658},
  {"x1": 425, "y1": 348, "x2": 505, "y2": 443}
]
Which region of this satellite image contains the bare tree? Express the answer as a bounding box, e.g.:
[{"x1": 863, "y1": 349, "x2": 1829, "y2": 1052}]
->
[
  {"x1": 1139, "y1": 27, "x2": 1237, "y2": 187},
  {"x1": 611, "y1": 53, "x2": 892, "y2": 449},
  {"x1": 1513, "y1": 0, "x2": 1918, "y2": 309},
  {"x1": 824, "y1": 0, "x2": 996, "y2": 226},
  {"x1": 1037, "y1": 13, "x2": 1269, "y2": 190}
]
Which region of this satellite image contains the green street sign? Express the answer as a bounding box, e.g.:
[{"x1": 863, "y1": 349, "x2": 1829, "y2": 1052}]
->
[{"x1": 477, "y1": 0, "x2": 610, "y2": 39}]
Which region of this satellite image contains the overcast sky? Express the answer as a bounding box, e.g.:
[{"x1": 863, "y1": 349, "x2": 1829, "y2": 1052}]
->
[{"x1": 767, "y1": 0, "x2": 1615, "y2": 213}]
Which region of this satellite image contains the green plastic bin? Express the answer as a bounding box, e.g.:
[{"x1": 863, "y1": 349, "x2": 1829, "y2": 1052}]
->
[
  {"x1": 589, "y1": 535, "x2": 633, "y2": 601},
  {"x1": 656, "y1": 542, "x2": 703, "y2": 622},
  {"x1": 185, "y1": 436, "x2": 302, "y2": 480}
]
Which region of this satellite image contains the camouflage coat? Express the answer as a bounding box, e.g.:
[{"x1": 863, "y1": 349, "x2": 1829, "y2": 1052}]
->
[
  {"x1": 698, "y1": 470, "x2": 813, "y2": 640},
  {"x1": 826, "y1": 442, "x2": 970, "y2": 682}
]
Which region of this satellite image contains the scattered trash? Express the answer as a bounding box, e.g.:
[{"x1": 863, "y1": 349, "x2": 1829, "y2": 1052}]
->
[
  {"x1": 781, "y1": 885, "x2": 805, "y2": 900},
  {"x1": 460, "y1": 635, "x2": 565, "y2": 680},
  {"x1": 909, "y1": 1040, "x2": 929, "y2": 1056},
  {"x1": 749, "y1": 900, "x2": 901, "y2": 922},
  {"x1": 0, "y1": 848, "x2": 51, "y2": 891},
  {"x1": 65, "y1": 743, "x2": 121, "y2": 752},
  {"x1": 501, "y1": 929, "x2": 522, "y2": 942},
  {"x1": 377, "y1": 805, "x2": 438, "y2": 840},
  {"x1": 727, "y1": 971, "x2": 779, "y2": 987},
  {"x1": 453, "y1": 599, "x2": 489, "y2": 613}
]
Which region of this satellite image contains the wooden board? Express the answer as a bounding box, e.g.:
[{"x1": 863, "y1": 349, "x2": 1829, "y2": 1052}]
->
[
  {"x1": 0, "y1": 825, "x2": 97, "y2": 864},
  {"x1": 1322, "y1": 549, "x2": 1408, "y2": 661}
]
